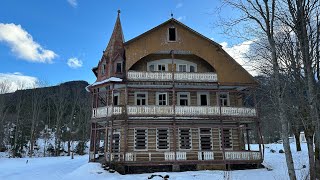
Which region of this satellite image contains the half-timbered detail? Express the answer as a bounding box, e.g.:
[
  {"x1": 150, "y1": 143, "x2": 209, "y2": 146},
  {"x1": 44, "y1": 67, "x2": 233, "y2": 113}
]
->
[{"x1": 87, "y1": 10, "x2": 263, "y2": 174}]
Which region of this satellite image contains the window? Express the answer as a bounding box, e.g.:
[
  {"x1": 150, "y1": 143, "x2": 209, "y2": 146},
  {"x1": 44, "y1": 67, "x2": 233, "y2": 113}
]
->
[
  {"x1": 149, "y1": 64, "x2": 155, "y2": 72},
  {"x1": 158, "y1": 64, "x2": 166, "y2": 71},
  {"x1": 198, "y1": 93, "x2": 209, "y2": 106},
  {"x1": 157, "y1": 129, "x2": 169, "y2": 150},
  {"x1": 178, "y1": 92, "x2": 190, "y2": 106},
  {"x1": 179, "y1": 128, "x2": 192, "y2": 150},
  {"x1": 178, "y1": 64, "x2": 187, "y2": 72},
  {"x1": 199, "y1": 128, "x2": 212, "y2": 150},
  {"x1": 135, "y1": 129, "x2": 148, "y2": 150},
  {"x1": 101, "y1": 63, "x2": 106, "y2": 75},
  {"x1": 113, "y1": 93, "x2": 119, "y2": 106},
  {"x1": 135, "y1": 92, "x2": 148, "y2": 105},
  {"x1": 157, "y1": 92, "x2": 168, "y2": 106},
  {"x1": 169, "y1": 27, "x2": 176, "y2": 41},
  {"x1": 221, "y1": 129, "x2": 233, "y2": 149},
  {"x1": 218, "y1": 93, "x2": 229, "y2": 106},
  {"x1": 190, "y1": 65, "x2": 195, "y2": 72},
  {"x1": 116, "y1": 62, "x2": 122, "y2": 73}
]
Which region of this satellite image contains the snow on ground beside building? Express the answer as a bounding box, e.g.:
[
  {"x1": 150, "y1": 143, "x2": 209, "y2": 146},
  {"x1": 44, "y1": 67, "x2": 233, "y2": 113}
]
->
[{"x1": 0, "y1": 143, "x2": 310, "y2": 180}]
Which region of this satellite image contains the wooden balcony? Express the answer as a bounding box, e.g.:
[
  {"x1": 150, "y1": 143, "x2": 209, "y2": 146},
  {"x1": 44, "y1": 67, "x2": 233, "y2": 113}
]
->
[
  {"x1": 92, "y1": 106, "x2": 256, "y2": 118},
  {"x1": 127, "y1": 71, "x2": 218, "y2": 82}
]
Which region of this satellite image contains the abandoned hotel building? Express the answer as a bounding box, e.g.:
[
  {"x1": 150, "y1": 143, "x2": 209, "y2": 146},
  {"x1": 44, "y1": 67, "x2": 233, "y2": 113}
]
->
[{"x1": 86, "y1": 11, "x2": 263, "y2": 173}]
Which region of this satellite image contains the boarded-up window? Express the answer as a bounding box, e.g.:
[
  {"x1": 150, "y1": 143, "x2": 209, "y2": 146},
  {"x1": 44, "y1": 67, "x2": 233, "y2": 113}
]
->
[
  {"x1": 179, "y1": 128, "x2": 191, "y2": 149},
  {"x1": 112, "y1": 133, "x2": 120, "y2": 152},
  {"x1": 221, "y1": 129, "x2": 233, "y2": 149},
  {"x1": 200, "y1": 128, "x2": 212, "y2": 150},
  {"x1": 157, "y1": 129, "x2": 169, "y2": 150},
  {"x1": 135, "y1": 129, "x2": 147, "y2": 150}
]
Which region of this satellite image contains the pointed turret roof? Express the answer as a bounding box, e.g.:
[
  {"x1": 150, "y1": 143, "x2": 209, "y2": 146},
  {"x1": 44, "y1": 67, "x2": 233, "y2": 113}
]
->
[{"x1": 104, "y1": 10, "x2": 125, "y2": 61}]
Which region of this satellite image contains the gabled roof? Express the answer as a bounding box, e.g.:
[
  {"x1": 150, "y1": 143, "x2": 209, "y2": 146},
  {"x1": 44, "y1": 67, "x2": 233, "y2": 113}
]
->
[{"x1": 124, "y1": 18, "x2": 221, "y2": 48}]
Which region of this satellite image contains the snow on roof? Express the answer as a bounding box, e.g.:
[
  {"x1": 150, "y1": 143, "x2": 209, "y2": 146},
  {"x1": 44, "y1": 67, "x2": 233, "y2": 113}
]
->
[{"x1": 85, "y1": 77, "x2": 122, "y2": 92}]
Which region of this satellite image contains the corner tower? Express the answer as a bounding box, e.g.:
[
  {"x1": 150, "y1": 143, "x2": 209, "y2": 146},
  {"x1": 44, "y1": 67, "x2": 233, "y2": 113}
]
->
[{"x1": 93, "y1": 10, "x2": 125, "y2": 82}]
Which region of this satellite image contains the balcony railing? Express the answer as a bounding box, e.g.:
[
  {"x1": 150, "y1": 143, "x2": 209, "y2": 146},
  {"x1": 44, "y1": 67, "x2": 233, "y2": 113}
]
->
[
  {"x1": 225, "y1": 151, "x2": 261, "y2": 160},
  {"x1": 127, "y1": 71, "x2": 218, "y2": 82},
  {"x1": 92, "y1": 106, "x2": 256, "y2": 118},
  {"x1": 106, "y1": 151, "x2": 261, "y2": 162}
]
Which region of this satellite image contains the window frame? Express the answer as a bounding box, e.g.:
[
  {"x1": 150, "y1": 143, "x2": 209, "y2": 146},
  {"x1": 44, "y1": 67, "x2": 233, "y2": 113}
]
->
[
  {"x1": 177, "y1": 92, "x2": 190, "y2": 106},
  {"x1": 156, "y1": 92, "x2": 168, "y2": 106},
  {"x1": 116, "y1": 62, "x2": 122, "y2": 73},
  {"x1": 168, "y1": 27, "x2": 177, "y2": 42},
  {"x1": 197, "y1": 92, "x2": 210, "y2": 106},
  {"x1": 113, "y1": 92, "x2": 120, "y2": 106},
  {"x1": 217, "y1": 92, "x2": 230, "y2": 107},
  {"x1": 135, "y1": 92, "x2": 148, "y2": 106},
  {"x1": 177, "y1": 64, "x2": 188, "y2": 72}
]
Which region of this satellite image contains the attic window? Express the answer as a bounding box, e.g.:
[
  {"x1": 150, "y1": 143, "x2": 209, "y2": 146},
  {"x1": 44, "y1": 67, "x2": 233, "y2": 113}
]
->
[
  {"x1": 116, "y1": 62, "x2": 122, "y2": 73},
  {"x1": 168, "y1": 27, "x2": 176, "y2": 41}
]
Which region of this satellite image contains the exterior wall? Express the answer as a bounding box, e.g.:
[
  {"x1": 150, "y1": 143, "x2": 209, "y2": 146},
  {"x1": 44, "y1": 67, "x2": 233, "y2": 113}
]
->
[{"x1": 124, "y1": 21, "x2": 256, "y2": 85}]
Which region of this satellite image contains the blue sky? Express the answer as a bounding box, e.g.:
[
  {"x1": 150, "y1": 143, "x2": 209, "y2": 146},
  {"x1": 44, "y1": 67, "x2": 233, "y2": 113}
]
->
[{"x1": 0, "y1": 0, "x2": 252, "y2": 90}]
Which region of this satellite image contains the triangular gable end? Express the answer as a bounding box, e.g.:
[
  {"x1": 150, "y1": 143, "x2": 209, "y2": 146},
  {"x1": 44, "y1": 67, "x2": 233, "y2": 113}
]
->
[{"x1": 124, "y1": 18, "x2": 257, "y2": 85}]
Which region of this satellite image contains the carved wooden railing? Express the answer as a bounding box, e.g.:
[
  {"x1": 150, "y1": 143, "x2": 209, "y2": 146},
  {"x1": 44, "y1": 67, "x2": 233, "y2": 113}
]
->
[
  {"x1": 92, "y1": 106, "x2": 256, "y2": 118},
  {"x1": 127, "y1": 71, "x2": 218, "y2": 82},
  {"x1": 224, "y1": 151, "x2": 261, "y2": 160}
]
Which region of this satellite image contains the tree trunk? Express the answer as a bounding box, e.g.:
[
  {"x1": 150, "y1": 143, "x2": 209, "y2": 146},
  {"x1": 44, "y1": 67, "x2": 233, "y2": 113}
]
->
[
  {"x1": 67, "y1": 139, "x2": 71, "y2": 156},
  {"x1": 306, "y1": 134, "x2": 315, "y2": 180},
  {"x1": 315, "y1": 134, "x2": 320, "y2": 179},
  {"x1": 294, "y1": 132, "x2": 301, "y2": 152}
]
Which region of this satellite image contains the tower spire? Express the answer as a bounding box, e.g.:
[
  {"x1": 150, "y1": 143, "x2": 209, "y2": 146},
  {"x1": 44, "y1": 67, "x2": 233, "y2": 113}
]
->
[{"x1": 104, "y1": 10, "x2": 125, "y2": 60}]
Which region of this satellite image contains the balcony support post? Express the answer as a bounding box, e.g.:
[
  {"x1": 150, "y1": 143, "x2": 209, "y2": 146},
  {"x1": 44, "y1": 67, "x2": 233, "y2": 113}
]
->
[
  {"x1": 108, "y1": 83, "x2": 115, "y2": 163},
  {"x1": 218, "y1": 84, "x2": 227, "y2": 169},
  {"x1": 171, "y1": 50, "x2": 178, "y2": 163}
]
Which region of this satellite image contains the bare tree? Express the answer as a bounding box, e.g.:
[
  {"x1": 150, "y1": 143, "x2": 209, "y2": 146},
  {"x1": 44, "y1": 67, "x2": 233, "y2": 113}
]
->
[{"x1": 221, "y1": 1, "x2": 296, "y2": 179}]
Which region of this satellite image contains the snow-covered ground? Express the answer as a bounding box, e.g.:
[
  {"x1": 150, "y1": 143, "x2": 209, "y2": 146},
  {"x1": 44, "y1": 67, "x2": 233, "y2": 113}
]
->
[{"x1": 0, "y1": 143, "x2": 310, "y2": 180}]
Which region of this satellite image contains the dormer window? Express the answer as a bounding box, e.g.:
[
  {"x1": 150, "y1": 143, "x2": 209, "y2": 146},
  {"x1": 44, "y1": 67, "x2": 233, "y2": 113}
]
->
[
  {"x1": 168, "y1": 27, "x2": 176, "y2": 41},
  {"x1": 116, "y1": 62, "x2": 122, "y2": 73}
]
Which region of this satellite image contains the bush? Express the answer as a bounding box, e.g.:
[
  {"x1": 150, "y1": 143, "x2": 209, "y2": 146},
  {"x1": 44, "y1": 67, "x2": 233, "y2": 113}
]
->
[{"x1": 279, "y1": 149, "x2": 284, "y2": 153}]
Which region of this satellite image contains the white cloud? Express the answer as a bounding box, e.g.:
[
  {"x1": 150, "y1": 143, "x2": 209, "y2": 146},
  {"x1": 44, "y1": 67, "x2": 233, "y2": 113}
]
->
[
  {"x1": 67, "y1": 57, "x2": 83, "y2": 69},
  {"x1": 176, "y1": 3, "x2": 183, "y2": 8},
  {"x1": 220, "y1": 40, "x2": 257, "y2": 75},
  {"x1": 67, "y1": 0, "x2": 78, "y2": 8},
  {"x1": 177, "y1": 16, "x2": 186, "y2": 21},
  {"x1": 0, "y1": 23, "x2": 57, "y2": 63},
  {"x1": 0, "y1": 72, "x2": 39, "y2": 93}
]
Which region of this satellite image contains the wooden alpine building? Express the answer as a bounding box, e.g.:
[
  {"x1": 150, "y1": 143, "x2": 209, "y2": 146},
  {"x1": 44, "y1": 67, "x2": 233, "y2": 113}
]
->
[{"x1": 87, "y1": 10, "x2": 264, "y2": 174}]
